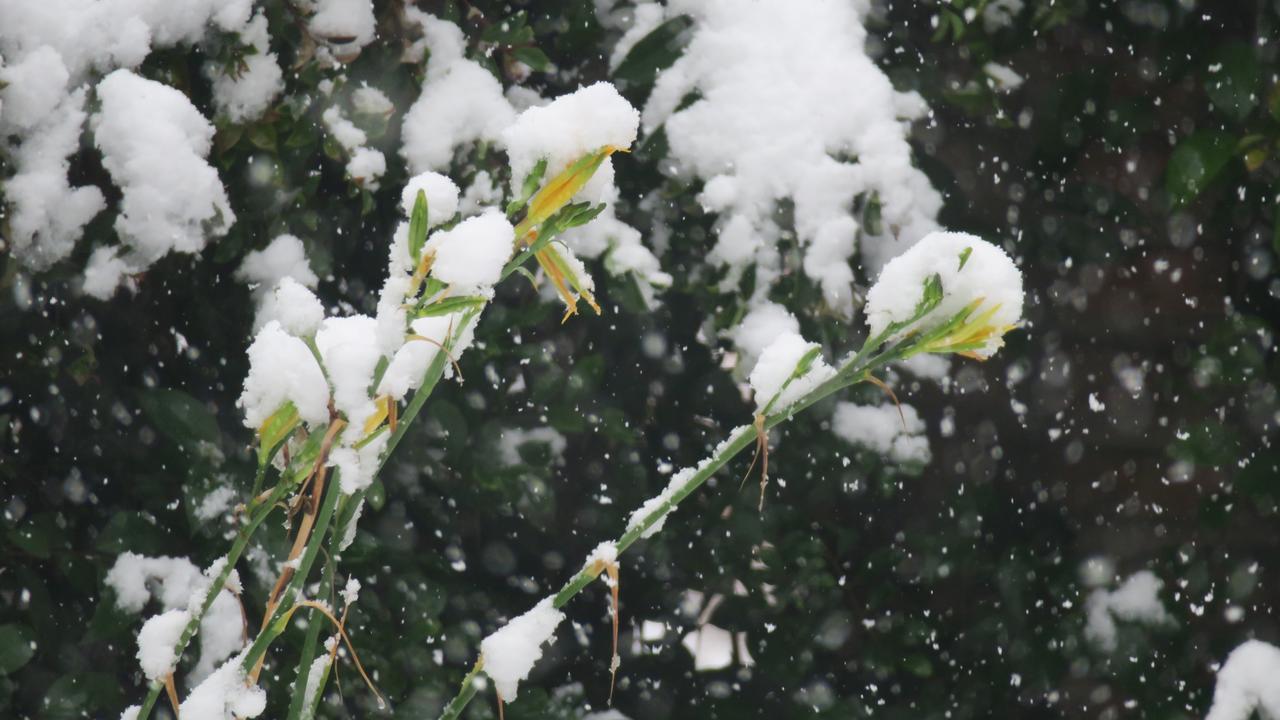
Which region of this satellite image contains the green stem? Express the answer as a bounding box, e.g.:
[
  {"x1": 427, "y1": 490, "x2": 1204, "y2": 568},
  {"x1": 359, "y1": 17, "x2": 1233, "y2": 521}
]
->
[
  {"x1": 286, "y1": 536, "x2": 338, "y2": 720},
  {"x1": 240, "y1": 472, "x2": 343, "y2": 674},
  {"x1": 432, "y1": 344, "x2": 900, "y2": 719}
]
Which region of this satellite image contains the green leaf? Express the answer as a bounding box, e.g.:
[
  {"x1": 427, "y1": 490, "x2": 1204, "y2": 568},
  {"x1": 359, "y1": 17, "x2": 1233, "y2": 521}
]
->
[
  {"x1": 247, "y1": 122, "x2": 277, "y2": 152},
  {"x1": 414, "y1": 295, "x2": 486, "y2": 318},
  {"x1": 409, "y1": 189, "x2": 429, "y2": 262},
  {"x1": 957, "y1": 247, "x2": 973, "y2": 271},
  {"x1": 612, "y1": 16, "x2": 694, "y2": 87},
  {"x1": 0, "y1": 625, "x2": 34, "y2": 674},
  {"x1": 138, "y1": 388, "x2": 220, "y2": 447},
  {"x1": 6, "y1": 513, "x2": 59, "y2": 559},
  {"x1": 521, "y1": 157, "x2": 549, "y2": 201},
  {"x1": 512, "y1": 46, "x2": 552, "y2": 72},
  {"x1": 1165, "y1": 130, "x2": 1235, "y2": 206},
  {"x1": 914, "y1": 274, "x2": 945, "y2": 319},
  {"x1": 863, "y1": 193, "x2": 883, "y2": 236},
  {"x1": 1205, "y1": 43, "x2": 1258, "y2": 122}
]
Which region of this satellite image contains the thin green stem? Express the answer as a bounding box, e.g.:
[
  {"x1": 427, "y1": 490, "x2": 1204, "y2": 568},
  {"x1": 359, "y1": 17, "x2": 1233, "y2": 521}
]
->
[
  {"x1": 432, "y1": 343, "x2": 902, "y2": 719},
  {"x1": 241, "y1": 472, "x2": 343, "y2": 674},
  {"x1": 286, "y1": 539, "x2": 338, "y2": 720}
]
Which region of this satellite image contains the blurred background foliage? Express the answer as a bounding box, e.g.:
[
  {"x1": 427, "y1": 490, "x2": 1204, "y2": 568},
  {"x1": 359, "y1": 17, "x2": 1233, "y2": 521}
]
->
[{"x1": 2, "y1": 0, "x2": 1280, "y2": 718}]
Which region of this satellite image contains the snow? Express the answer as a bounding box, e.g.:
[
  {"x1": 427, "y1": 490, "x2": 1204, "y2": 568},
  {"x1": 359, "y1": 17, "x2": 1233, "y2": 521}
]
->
[
  {"x1": 0, "y1": 0, "x2": 267, "y2": 274},
  {"x1": 323, "y1": 105, "x2": 385, "y2": 187},
  {"x1": 424, "y1": 210, "x2": 515, "y2": 291},
  {"x1": 88, "y1": 69, "x2": 234, "y2": 298},
  {"x1": 643, "y1": 0, "x2": 942, "y2": 313},
  {"x1": 180, "y1": 651, "x2": 267, "y2": 720},
  {"x1": 498, "y1": 427, "x2": 567, "y2": 466},
  {"x1": 327, "y1": 432, "x2": 387, "y2": 494},
  {"x1": 480, "y1": 597, "x2": 566, "y2": 701},
  {"x1": 315, "y1": 315, "x2": 383, "y2": 432},
  {"x1": 1084, "y1": 570, "x2": 1172, "y2": 651},
  {"x1": 400, "y1": 11, "x2": 515, "y2": 173},
  {"x1": 400, "y1": 172, "x2": 461, "y2": 227},
  {"x1": 864, "y1": 232, "x2": 1024, "y2": 358},
  {"x1": 137, "y1": 609, "x2": 190, "y2": 680},
  {"x1": 586, "y1": 541, "x2": 618, "y2": 569},
  {"x1": 1205, "y1": 640, "x2": 1280, "y2": 720},
  {"x1": 352, "y1": 83, "x2": 393, "y2": 115},
  {"x1": 500, "y1": 81, "x2": 640, "y2": 195},
  {"x1": 107, "y1": 552, "x2": 203, "y2": 613},
  {"x1": 207, "y1": 12, "x2": 283, "y2": 122},
  {"x1": 2, "y1": 87, "x2": 107, "y2": 270},
  {"x1": 983, "y1": 62, "x2": 1024, "y2": 92},
  {"x1": 832, "y1": 402, "x2": 931, "y2": 463},
  {"x1": 308, "y1": 0, "x2": 376, "y2": 52},
  {"x1": 681, "y1": 624, "x2": 733, "y2": 671},
  {"x1": 731, "y1": 303, "x2": 801, "y2": 367},
  {"x1": 376, "y1": 311, "x2": 477, "y2": 398},
  {"x1": 121, "y1": 706, "x2": 140, "y2": 720},
  {"x1": 627, "y1": 465, "x2": 697, "y2": 538},
  {"x1": 266, "y1": 278, "x2": 326, "y2": 337},
  {"x1": 236, "y1": 234, "x2": 321, "y2": 332},
  {"x1": 606, "y1": 2, "x2": 665, "y2": 70},
  {"x1": 748, "y1": 333, "x2": 836, "y2": 413},
  {"x1": 239, "y1": 321, "x2": 330, "y2": 429}
]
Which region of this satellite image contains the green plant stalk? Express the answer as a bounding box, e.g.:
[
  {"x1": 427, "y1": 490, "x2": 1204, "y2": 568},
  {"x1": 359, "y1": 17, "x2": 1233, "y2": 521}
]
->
[
  {"x1": 240, "y1": 471, "x2": 343, "y2": 674},
  {"x1": 434, "y1": 335, "x2": 916, "y2": 720},
  {"x1": 285, "y1": 546, "x2": 338, "y2": 720},
  {"x1": 133, "y1": 474, "x2": 296, "y2": 720}
]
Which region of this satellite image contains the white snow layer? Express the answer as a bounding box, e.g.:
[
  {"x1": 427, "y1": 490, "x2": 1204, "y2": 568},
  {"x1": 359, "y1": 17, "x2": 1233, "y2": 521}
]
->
[
  {"x1": 88, "y1": 69, "x2": 234, "y2": 298},
  {"x1": 323, "y1": 104, "x2": 385, "y2": 187},
  {"x1": 400, "y1": 10, "x2": 514, "y2": 173},
  {"x1": 401, "y1": 171, "x2": 461, "y2": 226},
  {"x1": 108, "y1": 553, "x2": 246, "y2": 685},
  {"x1": 480, "y1": 597, "x2": 566, "y2": 701},
  {"x1": 307, "y1": 0, "x2": 376, "y2": 51},
  {"x1": 864, "y1": 232, "x2": 1023, "y2": 358},
  {"x1": 643, "y1": 0, "x2": 942, "y2": 314},
  {"x1": 1205, "y1": 640, "x2": 1280, "y2": 720},
  {"x1": 1084, "y1": 570, "x2": 1172, "y2": 652},
  {"x1": 137, "y1": 609, "x2": 190, "y2": 680},
  {"x1": 239, "y1": 321, "x2": 330, "y2": 429},
  {"x1": 832, "y1": 402, "x2": 931, "y2": 463},
  {"x1": 748, "y1": 333, "x2": 836, "y2": 413},
  {"x1": 236, "y1": 234, "x2": 322, "y2": 332},
  {"x1": 1, "y1": 0, "x2": 275, "y2": 275},
  {"x1": 425, "y1": 210, "x2": 515, "y2": 291},
  {"x1": 180, "y1": 651, "x2": 267, "y2": 720},
  {"x1": 500, "y1": 81, "x2": 639, "y2": 195}
]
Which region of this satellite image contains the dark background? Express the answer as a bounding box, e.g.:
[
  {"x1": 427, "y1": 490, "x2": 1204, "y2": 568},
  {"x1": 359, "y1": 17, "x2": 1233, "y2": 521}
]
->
[{"x1": 2, "y1": 1, "x2": 1278, "y2": 718}]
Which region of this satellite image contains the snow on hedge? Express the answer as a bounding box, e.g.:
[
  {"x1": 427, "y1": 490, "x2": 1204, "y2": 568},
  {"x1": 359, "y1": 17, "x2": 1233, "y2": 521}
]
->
[
  {"x1": 1205, "y1": 640, "x2": 1280, "y2": 720},
  {"x1": 107, "y1": 553, "x2": 246, "y2": 685},
  {"x1": 0, "y1": 0, "x2": 280, "y2": 278},
  {"x1": 832, "y1": 402, "x2": 931, "y2": 463},
  {"x1": 1083, "y1": 570, "x2": 1172, "y2": 652},
  {"x1": 86, "y1": 70, "x2": 235, "y2": 298},
  {"x1": 642, "y1": 0, "x2": 942, "y2": 315},
  {"x1": 400, "y1": 10, "x2": 514, "y2": 173}
]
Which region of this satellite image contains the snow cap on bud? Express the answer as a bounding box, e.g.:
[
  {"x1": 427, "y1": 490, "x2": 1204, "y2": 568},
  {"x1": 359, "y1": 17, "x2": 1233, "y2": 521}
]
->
[
  {"x1": 400, "y1": 171, "x2": 459, "y2": 227},
  {"x1": 864, "y1": 231, "x2": 1023, "y2": 359}
]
